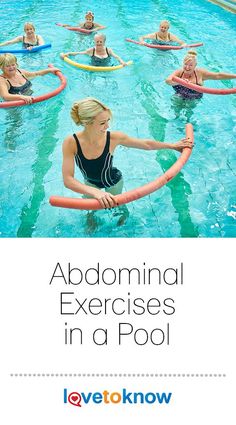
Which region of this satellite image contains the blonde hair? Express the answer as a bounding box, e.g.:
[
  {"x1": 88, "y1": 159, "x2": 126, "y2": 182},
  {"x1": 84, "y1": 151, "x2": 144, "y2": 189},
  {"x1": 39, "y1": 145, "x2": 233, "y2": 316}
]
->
[
  {"x1": 160, "y1": 20, "x2": 170, "y2": 28},
  {"x1": 0, "y1": 53, "x2": 17, "y2": 69},
  {"x1": 24, "y1": 22, "x2": 35, "y2": 31},
  {"x1": 71, "y1": 98, "x2": 112, "y2": 126},
  {"x1": 184, "y1": 50, "x2": 197, "y2": 64}
]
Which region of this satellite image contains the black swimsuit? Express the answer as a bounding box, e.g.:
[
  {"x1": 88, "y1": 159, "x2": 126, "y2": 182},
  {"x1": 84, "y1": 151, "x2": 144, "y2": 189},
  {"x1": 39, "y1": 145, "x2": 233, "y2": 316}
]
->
[
  {"x1": 0, "y1": 69, "x2": 32, "y2": 95},
  {"x1": 22, "y1": 35, "x2": 39, "y2": 49},
  {"x1": 155, "y1": 32, "x2": 172, "y2": 45},
  {"x1": 91, "y1": 47, "x2": 111, "y2": 66},
  {"x1": 173, "y1": 71, "x2": 203, "y2": 100},
  {"x1": 82, "y1": 23, "x2": 95, "y2": 29},
  {"x1": 74, "y1": 131, "x2": 122, "y2": 188}
]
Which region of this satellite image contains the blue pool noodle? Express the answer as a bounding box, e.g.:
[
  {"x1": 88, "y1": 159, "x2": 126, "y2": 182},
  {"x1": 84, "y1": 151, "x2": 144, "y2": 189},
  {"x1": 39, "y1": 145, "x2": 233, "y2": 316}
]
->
[{"x1": 0, "y1": 43, "x2": 51, "y2": 54}]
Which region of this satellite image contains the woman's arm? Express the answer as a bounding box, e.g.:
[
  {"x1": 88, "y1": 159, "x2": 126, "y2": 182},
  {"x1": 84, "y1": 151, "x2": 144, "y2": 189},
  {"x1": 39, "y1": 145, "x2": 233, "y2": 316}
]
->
[
  {"x1": 0, "y1": 79, "x2": 33, "y2": 103},
  {"x1": 139, "y1": 33, "x2": 156, "y2": 43},
  {"x1": 91, "y1": 23, "x2": 106, "y2": 32},
  {"x1": 108, "y1": 49, "x2": 127, "y2": 65},
  {"x1": 0, "y1": 36, "x2": 22, "y2": 47},
  {"x1": 62, "y1": 136, "x2": 117, "y2": 208},
  {"x1": 169, "y1": 33, "x2": 186, "y2": 46},
  {"x1": 200, "y1": 68, "x2": 236, "y2": 81},
  {"x1": 165, "y1": 69, "x2": 181, "y2": 85},
  {"x1": 60, "y1": 48, "x2": 92, "y2": 58},
  {"x1": 36, "y1": 34, "x2": 44, "y2": 45},
  {"x1": 112, "y1": 131, "x2": 193, "y2": 152},
  {"x1": 22, "y1": 67, "x2": 60, "y2": 79}
]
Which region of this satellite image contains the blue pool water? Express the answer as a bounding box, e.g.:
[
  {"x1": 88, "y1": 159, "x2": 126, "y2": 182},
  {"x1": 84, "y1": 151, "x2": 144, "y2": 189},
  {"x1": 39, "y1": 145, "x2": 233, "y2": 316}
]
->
[{"x1": 0, "y1": 0, "x2": 235, "y2": 237}]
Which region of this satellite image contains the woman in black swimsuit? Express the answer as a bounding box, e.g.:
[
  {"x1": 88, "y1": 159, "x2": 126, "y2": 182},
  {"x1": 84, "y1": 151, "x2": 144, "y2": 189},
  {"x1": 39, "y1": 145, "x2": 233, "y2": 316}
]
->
[
  {"x1": 62, "y1": 98, "x2": 193, "y2": 209},
  {"x1": 0, "y1": 53, "x2": 59, "y2": 103},
  {"x1": 61, "y1": 11, "x2": 106, "y2": 32},
  {"x1": 139, "y1": 20, "x2": 186, "y2": 46},
  {"x1": 0, "y1": 22, "x2": 44, "y2": 50},
  {"x1": 166, "y1": 50, "x2": 236, "y2": 100},
  {"x1": 61, "y1": 33, "x2": 127, "y2": 67}
]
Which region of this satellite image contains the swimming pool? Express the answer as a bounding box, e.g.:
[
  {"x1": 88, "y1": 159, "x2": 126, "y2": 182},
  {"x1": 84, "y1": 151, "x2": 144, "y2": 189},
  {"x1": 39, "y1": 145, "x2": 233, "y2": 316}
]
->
[{"x1": 0, "y1": 0, "x2": 235, "y2": 237}]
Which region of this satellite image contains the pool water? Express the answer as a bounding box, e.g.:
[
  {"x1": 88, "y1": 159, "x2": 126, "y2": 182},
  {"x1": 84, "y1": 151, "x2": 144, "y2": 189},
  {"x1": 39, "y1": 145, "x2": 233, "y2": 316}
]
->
[{"x1": 0, "y1": 0, "x2": 235, "y2": 237}]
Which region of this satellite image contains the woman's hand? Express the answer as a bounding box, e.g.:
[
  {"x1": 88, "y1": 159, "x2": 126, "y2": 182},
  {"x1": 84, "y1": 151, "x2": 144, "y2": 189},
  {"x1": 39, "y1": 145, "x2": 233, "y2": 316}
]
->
[
  {"x1": 173, "y1": 137, "x2": 194, "y2": 152},
  {"x1": 91, "y1": 188, "x2": 118, "y2": 209},
  {"x1": 20, "y1": 95, "x2": 34, "y2": 104},
  {"x1": 49, "y1": 67, "x2": 60, "y2": 74}
]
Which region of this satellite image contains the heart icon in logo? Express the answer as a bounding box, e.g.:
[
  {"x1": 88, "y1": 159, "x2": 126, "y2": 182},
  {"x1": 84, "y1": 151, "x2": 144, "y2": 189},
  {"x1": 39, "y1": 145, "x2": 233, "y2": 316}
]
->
[{"x1": 68, "y1": 392, "x2": 82, "y2": 407}]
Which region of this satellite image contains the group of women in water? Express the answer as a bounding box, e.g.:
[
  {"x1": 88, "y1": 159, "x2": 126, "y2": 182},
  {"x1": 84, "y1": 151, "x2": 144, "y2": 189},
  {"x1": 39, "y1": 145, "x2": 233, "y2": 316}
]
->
[{"x1": 0, "y1": 12, "x2": 235, "y2": 211}]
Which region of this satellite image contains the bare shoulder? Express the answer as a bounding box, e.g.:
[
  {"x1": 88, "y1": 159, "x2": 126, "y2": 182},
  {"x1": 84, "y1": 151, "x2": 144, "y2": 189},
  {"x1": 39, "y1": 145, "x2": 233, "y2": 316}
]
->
[
  {"x1": 110, "y1": 131, "x2": 128, "y2": 146},
  {"x1": 63, "y1": 134, "x2": 77, "y2": 154},
  {"x1": 110, "y1": 130, "x2": 126, "y2": 140},
  {"x1": 0, "y1": 76, "x2": 8, "y2": 86},
  {"x1": 170, "y1": 68, "x2": 182, "y2": 77},
  {"x1": 196, "y1": 68, "x2": 207, "y2": 76}
]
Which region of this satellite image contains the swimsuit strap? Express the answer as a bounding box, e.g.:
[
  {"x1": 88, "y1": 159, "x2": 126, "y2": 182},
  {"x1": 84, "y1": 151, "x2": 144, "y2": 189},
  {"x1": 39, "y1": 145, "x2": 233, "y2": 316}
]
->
[
  {"x1": 17, "y1": 68, "x2": 28, "y2": 81},
  {"x1": 73, "y1": 133, "x2": 83, "y2": 156}
]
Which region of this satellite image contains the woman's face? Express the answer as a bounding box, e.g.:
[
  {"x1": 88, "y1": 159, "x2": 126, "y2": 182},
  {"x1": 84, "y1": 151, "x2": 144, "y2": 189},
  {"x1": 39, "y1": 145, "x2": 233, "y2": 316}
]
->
[
  {"x1": 24, "y1": 25, "x2": 35, "y2": 36},
  {"x1": 159, "y1": 23, "x2": 169, "y2": 33},
  {"x1": 183, "y1": 59, "x2": 196, "y2": 74},
  {"x1": 85, "y1": 17, "x2": 94, "y2": 28},
  {"x1": 90, "y1": 110, "x2": 111, "y2": 134},
  {"x1": 94, "y1": 36, "x2": 105, "y2": 48},
  {"x1": 3, "y1": 61, "x2": 17, "y2": 75}
]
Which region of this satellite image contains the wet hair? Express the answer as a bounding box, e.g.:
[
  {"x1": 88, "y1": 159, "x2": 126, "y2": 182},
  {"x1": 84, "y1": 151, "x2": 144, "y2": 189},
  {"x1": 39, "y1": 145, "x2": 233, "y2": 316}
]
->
[
  {"x1": 71, "y1": 98, "x2": 112, "y2": 126},
  {"x1": 0, "y1": 53, "x2": 17, "y2": 69},
  {"x1": 184, "y1": 50, "x2": 197, "y2": 64},
  {"x1": 160, "y1": 20, "x2": 170, "y2": 28},
  {"x1": 94, "y1": 33, "x2": 106, "y2": 42},
  {"x1": 85, "y1": 11, "x2": 94, "y2": 20},
  {"x1": 24, "y1": 22, "x2": 35, "y2": 31}
]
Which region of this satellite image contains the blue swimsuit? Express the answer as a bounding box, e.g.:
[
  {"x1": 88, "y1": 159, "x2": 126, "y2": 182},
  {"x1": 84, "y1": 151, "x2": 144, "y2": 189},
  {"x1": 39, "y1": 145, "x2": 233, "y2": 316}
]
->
[
  {"x1": 173, "y1": 70, "x2": 203, "y2": 100},
  {"x1": 74, "y1": 131, "x2": 122, "y2": 188}
]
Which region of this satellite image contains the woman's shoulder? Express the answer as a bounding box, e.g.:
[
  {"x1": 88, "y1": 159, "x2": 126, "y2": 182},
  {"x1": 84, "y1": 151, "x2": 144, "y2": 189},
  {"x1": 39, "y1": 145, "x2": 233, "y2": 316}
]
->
[
  {"x1": 0, "y1": 75, "x2": 8, "y2": 85},
  {"x1": 196, "y1": 67, "x2": 206, "y2": 74},
  {"x1": 172, "y1": 68, "x2": 183, "y2": 76},
  {"x1": 110, "y1": 130, "x2": 128, "y2": 143},
  {"x1": 63, "y1": 134, "x2": 79, "y2": 150}
]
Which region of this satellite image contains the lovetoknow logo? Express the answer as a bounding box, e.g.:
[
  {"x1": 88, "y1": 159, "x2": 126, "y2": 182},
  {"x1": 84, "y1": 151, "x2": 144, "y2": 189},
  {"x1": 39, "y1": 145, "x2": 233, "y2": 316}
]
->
[{"x1": 64, "y1": 388, "x2": 172, "y2": 407}]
